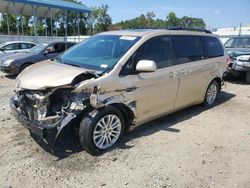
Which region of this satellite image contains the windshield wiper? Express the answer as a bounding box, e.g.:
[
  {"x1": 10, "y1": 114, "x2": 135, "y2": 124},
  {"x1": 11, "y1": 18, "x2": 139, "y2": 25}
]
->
[
  {"x1": 236, "y1": 45, "x2": 250, "y2": 48},
  {"x1": 64, "y1": 62, "x2": 81, "y2": 68}
]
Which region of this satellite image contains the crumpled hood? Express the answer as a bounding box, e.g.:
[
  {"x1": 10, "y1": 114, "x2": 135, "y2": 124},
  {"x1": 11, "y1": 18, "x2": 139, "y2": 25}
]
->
[
  {"x1": 226, "y1": 48, "x2": 250, "y2": 58},
  {"x1": 17, "y1": 60, "x2": 94, "y2": 90}
]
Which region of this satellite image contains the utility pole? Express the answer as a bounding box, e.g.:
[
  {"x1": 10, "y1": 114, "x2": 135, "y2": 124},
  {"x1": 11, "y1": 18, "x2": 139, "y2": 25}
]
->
[{"x1": 239, "y1": 22, "x2": 242, "y2": 36}]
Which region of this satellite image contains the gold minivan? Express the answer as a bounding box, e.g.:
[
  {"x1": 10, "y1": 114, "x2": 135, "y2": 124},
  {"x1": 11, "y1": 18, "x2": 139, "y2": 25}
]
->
[{"x1": 10, "y1": 29, "x2": 228, "y2": 155}]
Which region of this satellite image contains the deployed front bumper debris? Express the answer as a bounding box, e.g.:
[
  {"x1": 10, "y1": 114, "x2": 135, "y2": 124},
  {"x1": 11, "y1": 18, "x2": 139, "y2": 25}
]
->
[{"x1": 10, "y1": 96, "x2": 86, "y2": 149}]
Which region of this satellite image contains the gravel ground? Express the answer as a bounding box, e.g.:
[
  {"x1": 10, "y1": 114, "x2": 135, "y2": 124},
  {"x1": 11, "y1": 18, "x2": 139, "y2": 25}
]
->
[{"x1": 0, "y1": 72, "x2": 250, "y2": 188}]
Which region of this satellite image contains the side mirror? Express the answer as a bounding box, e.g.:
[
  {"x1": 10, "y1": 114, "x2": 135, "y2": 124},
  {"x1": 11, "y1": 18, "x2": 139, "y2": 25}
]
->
[
  {"x1": 136, "y1": 60, "x2": 157, "y2": 73},
  {"x1": 42, "y1": 50, "x2": 49, "y2": 55}
]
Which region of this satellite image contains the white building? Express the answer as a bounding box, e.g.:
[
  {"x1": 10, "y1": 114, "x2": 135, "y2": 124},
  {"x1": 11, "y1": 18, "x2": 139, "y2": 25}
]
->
[{"x1": 212, "y1": 26, "x2": 250, "y2": 43}]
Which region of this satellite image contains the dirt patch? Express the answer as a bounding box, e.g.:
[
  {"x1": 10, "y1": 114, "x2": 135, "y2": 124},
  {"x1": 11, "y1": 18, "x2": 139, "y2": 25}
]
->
[{"x1": 0, "y1": 72, "x2": 250, "y2": 188}]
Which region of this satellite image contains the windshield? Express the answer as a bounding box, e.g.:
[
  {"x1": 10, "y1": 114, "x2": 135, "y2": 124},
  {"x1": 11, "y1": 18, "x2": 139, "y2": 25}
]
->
[
  {"x1": 225, "y1": 37, "x2": 250, "y2": 48},
  {"x1": 0, "y1": 42, "x2": 8, "y2": 49},
  {"x1": 29, "y1": 43, "x2": 48, "y2": 54},
  {"x1": 59, "y1": 35, "x2": 141, "y2": 71}
]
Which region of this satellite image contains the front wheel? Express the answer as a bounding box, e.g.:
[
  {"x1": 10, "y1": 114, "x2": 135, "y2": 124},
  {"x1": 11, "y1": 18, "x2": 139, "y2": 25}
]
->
[
  {"x1": 203, "y1": 80, "x2": 219, "y2": 106},
  {"x1": 79, "y1": 106, "x2": 125, "y2": 155}
]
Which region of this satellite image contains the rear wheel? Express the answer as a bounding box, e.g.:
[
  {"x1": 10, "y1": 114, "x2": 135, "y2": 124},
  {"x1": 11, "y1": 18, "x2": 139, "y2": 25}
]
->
[
  {"x1": 203, "y1": 80, "x2": 219, "y2": 106},
  {"x1": 246, "y1": 71, "x2": 250, "y2": 84},
  {"x1": 79, "y1": 106, "x2": 125, "y2": 155}
]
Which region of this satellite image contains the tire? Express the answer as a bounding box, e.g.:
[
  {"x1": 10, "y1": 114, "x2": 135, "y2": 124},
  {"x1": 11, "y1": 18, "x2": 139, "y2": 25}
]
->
[
  {"x1": 246, "y1": 71, "x2": 250, "y2": 84},
  {"x1": 203, "y1": 80, "x2": 219, "y2": 106},
  {"x1": 19, "y1": 63, "x2": 31, "y2": 73},
  {"x1": 79, "y1": 106, "x2": 125, "y2": 155}
]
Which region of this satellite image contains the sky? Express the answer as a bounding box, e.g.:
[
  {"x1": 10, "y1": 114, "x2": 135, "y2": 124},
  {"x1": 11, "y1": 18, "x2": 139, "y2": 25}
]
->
[{"x1": 82, "y1": 0, "x2": 250, "y2": 28}]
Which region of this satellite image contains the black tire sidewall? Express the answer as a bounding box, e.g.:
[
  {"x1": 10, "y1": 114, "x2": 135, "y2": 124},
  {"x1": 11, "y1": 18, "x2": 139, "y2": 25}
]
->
[
  {"x1": 246, "y1": 71, "x2": 250, "y2": 84},
  {"x1": 20, "y1": 63, "x2": 31, "y2": 73},
  {"x1": 79, "y1": 106, "x2": 125, "y2": 155}
]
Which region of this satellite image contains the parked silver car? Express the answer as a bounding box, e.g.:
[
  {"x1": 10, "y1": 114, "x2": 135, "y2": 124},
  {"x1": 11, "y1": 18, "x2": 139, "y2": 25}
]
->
[
  {"x1": 0, "y1": 41, "x2": 36, "y2": 53},
  {"x1": 225, "y1": 35, "x2": 250, "y2": 83},
  {"x1": 0, "y1": 41, "x2": 36, "y2": 61}
]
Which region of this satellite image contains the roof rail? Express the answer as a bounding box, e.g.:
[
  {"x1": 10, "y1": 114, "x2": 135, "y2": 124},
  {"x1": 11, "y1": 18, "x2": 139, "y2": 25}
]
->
[{"x1": 166, "y1": 27, "x2": 212, "y2": 34}]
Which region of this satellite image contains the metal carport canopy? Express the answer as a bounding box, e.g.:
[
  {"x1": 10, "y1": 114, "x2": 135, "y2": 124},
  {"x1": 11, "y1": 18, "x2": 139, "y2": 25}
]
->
[
  {"x1": 0, "y1": 0, "x2": 91, "y2": 17},
  {"x1": 0, "y1": 0, "x2": 91, "y2": 42}
]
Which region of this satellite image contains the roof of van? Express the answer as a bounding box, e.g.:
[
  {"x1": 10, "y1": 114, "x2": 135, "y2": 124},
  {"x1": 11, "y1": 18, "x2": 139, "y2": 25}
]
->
[{"x1": 99, "y1": 29, "x2": 215, "y2": 37}]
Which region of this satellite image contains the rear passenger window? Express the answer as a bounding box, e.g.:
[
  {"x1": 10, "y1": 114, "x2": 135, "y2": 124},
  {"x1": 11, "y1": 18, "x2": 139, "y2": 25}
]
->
[
  {"x1": 204, "y1": 36, "x2": 224, "y2": 58},
  {"x1": 134, "y1": 36, "x2": 173, "y2": 69},
  {"x1": 21, "y1": 43, "x2": 30, "y2": 49},
  {"x1": 172, "y1": 35, "x2": 204, "y2": 64}
]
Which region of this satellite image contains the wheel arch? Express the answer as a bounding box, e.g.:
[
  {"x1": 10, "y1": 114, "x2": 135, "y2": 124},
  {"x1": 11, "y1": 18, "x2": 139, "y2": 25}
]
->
[
  {"x1": 109, "y1": 103, "x2": 135, "y2": 129},
  {"x1": 202, "y1": 77, "x2": 221, "y2": 106},
  {"x1": 212, "y1": 77, "x2": 222, "y2": 92},
  {"x1": 19, "y1": 62, "x2": 33, "y2": 73}
]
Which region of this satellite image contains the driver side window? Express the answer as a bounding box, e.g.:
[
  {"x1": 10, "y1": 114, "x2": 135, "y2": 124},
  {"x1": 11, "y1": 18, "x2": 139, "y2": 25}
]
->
[
  {"x1": 120, "y1": 36, "x2": 173, "y2": 75},
  {"x1": 45, "y1": 43, "x2": 64, "y2": 54}
]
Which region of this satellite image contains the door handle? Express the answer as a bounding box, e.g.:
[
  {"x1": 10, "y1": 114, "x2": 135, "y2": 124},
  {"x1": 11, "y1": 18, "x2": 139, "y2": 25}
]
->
[
  {"x1": 180, "y1": 70, "x2": 188, "y2": 75},
  {"x1": 169, "y1": 72, "x2": 176, "y2": 78}
]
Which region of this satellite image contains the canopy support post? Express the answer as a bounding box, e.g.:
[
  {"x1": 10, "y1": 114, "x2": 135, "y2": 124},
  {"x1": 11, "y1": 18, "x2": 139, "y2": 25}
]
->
[
  {"x1": 77, "y1": 12, "x2": 80, "y2": 42},
  {"x1": 32, "y1": 5, "x2": 38, "y2": 43},
  {"x1": 64, "y1": 10, "x2": 68, "y2": 42},
  {"x1": 21, "y1": 16, "x2": 24, "y2": 35},
  {"x1": 6, "y1": 13, "x2": 11, "y2": 39},
  {"x1": 13, "y1": 2, "x2": 20, "y2": 41},
  {"x1": 55, "y1": 19, "x2": 58, "y2": 37},
  {"x1": 44, "y1": 18, "x2": 47, "y2": 37},
  {"x1": 49, "y1": 8, "x2": 53, "y2": 41}
]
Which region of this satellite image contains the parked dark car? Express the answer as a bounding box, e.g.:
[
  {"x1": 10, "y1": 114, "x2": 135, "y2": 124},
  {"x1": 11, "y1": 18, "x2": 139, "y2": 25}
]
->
[
  {"x1": 225, "y1": 35, "x2": 250, "y2": 83},
  {"x1": 0, "y1": 41, "x2": 76, "y2": 75}
]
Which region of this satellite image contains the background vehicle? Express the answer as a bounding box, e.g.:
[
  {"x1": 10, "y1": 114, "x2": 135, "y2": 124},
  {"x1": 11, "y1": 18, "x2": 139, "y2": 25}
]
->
[
  {"x1": 0, "y1": 41, "x2": 76, "y2": 75},
  {"x1": 10, "y1": 29, "x2": 227, "y2": 155},
  {"x1": 229, "y1": 55, "x2": 250, "y2": 83},
  {"x1": 225, "y1": 35, "x2": 250, "y2": 82},
  {"x1": 0, "y1": 41, "x2": 36, "y2": 54}
]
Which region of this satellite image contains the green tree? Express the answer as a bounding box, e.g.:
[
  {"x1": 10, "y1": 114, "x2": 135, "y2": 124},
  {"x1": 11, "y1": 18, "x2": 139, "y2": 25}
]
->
[
  {"x1": 90, "y1": 4, "x2": 112, "y2": 34},
  {"x1": 113, "y1": 11, "x2": 206, "y2": 30},
  {"x1": 180, "y1": 16, "x2": 206, "y2": 29},
  {"x1": 146, "y1": 12, "x2": 156, "y2": 27},
  {"x1": 56, "y1": 0, "x2": 88, "y2": 36},
  {"x1": 166, "y1": 12, "x2": 181, "y2": 27},
  {"x1": 0, "y1": 13, "x2": 17, "y2": 34}
]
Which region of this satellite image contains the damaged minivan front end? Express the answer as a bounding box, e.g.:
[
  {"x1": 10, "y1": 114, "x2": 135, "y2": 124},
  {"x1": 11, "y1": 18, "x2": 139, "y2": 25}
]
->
[
  {"x1": 10, "y1": 61, "x2": 98, "y2": 145},
  {"x1": 9, "y1": 33, "x2": 142, "y2": 155}
]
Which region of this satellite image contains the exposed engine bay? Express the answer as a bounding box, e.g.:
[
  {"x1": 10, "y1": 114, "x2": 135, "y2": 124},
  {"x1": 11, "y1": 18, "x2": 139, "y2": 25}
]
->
[
  {"x1": 16, "y1": 88, "x2": 88, "y2": 125},
  {"x1": 14, "y1": 70, "x2": 99, "y2": 124}
]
